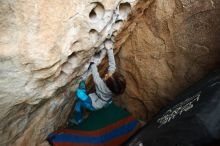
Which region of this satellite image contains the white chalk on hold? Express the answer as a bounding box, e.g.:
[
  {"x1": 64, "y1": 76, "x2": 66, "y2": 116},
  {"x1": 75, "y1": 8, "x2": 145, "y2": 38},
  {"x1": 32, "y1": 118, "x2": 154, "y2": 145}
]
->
[
  {"x1": 106, "y1": 33, "x2": 112, "y2": 39},
  {"x1": 104, "y1": 39, "x2": 114, "y2": 49},
  {"x1": 113, "y1": 20, "x2": 123, "y2": 31},
  {"x1": 111, "y1": 36, "x2": 115, "y2": 42},
  {"x1": 91, "y1": 56, "x2": 101, "y2": 64},
  {"x1": 99, "y1": 44, "x2": 105, "y2": 50}
]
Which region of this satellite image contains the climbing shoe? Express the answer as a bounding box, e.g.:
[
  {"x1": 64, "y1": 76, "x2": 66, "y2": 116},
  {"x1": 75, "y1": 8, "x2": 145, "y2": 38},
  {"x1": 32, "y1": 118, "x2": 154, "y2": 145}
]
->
[{"x1": 68, "y1": 118, "x2": 82, "y2": 125}]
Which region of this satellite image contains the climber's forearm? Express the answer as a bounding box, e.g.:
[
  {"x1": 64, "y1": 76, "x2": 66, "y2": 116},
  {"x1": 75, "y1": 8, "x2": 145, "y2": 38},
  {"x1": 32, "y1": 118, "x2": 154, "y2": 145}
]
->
[
  {"x1": 107, "y1": 48, "x2": 116, "y2": 73},
  {"x1": 91, "y1": 63, "x2": 102, "y2": 84},
  {"x1": 81, "y1": 69, "x2": 91, "y2": 81}
]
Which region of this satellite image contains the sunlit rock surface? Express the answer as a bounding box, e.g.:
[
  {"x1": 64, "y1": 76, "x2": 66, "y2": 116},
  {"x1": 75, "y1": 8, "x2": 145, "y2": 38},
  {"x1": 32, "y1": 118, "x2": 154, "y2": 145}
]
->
[
  {"x1": 1, "y1": 0, "x2": 220, "y2": 145},
  {"x1": 0, "y1": 0, "x2": 136, "y2": 145},
  {"x1": 115, "y1": 0, "x2": 220, "y2": 120}
]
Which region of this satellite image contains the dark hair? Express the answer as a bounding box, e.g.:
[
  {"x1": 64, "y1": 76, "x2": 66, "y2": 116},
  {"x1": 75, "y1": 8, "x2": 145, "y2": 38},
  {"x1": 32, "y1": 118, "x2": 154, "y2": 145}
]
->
[{"x1": 105, "y1": 72, "x2": 126, "y2": 95}]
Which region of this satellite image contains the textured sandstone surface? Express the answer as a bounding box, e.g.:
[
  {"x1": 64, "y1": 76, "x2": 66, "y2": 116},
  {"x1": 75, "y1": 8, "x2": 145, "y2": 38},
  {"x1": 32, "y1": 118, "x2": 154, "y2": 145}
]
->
[
  {"x1": 115, "y1": 0, "x2": 220, "y2": 120},
  {"x1": 0, "y1": 0, "x2": 220, "y2": 145},
  {"x1": 0, "y1": 0, "x2": 135, "y2": 145}
]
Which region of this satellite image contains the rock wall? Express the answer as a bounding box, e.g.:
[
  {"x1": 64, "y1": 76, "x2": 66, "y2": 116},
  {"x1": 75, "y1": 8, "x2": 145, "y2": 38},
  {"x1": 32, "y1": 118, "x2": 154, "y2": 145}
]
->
[
  {"x1": 1, "y1": 0, "x2": 220, "y2": 145},
  {"x1": 0, "y1": 0, "x2": 136, "y2": 145},
  {"x1": 115, "y1": 0, "x2": 220, "y2": 120}
]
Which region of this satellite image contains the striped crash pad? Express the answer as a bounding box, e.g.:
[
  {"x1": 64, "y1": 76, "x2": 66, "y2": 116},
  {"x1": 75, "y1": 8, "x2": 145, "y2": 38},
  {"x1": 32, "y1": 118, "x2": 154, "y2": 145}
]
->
[{"x1": 48, "y1": 103, "x2": 141, "y2": 146}]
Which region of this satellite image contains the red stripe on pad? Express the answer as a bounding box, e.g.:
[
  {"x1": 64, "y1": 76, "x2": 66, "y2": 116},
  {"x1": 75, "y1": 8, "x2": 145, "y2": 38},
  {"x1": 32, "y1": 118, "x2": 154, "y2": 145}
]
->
[
  {"x1": 53, "y1": 116, "x2": 135, "y2": 137},
  {"x1": 53, "y1": 131, "x2": 133, "y2": 146}
]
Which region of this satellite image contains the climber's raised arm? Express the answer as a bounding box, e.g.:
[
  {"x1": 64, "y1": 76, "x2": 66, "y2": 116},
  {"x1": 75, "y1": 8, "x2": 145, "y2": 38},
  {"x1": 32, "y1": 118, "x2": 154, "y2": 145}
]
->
[
  {"x1": 105, "y1": 40, "x2": 116, "y2": 74},
  {"x1": 81, "y1": 68, "x2": 91, "y2": 81},
  {"x1": 90, "y1": 62, "x2": 103, "y2": 85},
  {"x1": 71, "y1": 40, "x2": 126, "y2": 125}
]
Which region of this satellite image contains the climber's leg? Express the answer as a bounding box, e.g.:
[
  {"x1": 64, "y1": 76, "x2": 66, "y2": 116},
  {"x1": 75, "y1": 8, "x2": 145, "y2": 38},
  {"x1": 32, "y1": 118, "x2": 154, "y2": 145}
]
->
[
  {"x1": 69, "y1": 100, "x2": 83, "y2": 125},
  {"x1": 75, "y1": 81, "x2": 89, "y2": 101},
  {"x1": 81, "y1": 97, "x2": 96, "y2": 111},
  {"x1": 69, "y1": 98, "x2": 95, "y2": 125},
  {"x1": 69, "y1": 81, "x2": 95, "y2": 125}
]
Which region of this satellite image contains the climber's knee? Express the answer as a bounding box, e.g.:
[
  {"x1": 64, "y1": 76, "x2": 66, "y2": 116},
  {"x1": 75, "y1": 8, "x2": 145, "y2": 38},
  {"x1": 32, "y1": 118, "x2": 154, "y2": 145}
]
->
[
  {"x1": 82, "y1": 98, "x2": 96, "y2": 111},
  {"x1": 75, "y1": 88, "x2": 89, "y2": 101},
  {"x1": 79, "y1": 81, "x2": 86, "y2": 89}
]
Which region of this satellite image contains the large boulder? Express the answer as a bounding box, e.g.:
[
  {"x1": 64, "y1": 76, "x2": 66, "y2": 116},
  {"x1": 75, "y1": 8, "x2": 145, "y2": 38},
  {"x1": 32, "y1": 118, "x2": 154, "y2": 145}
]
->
[
  {"x1": 115, "y1": 0, "x2": 220, "y2": 120},
  {"x1": 0, "y1": 0, "x2": 136, "y2": 145},
  {"x1": 0, "y1": 0, "x2": 220, "y2": 145}
]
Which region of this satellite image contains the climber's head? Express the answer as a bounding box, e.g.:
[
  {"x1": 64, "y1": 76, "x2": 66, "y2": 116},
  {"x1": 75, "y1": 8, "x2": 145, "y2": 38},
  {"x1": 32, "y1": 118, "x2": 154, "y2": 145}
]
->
[{"x1": 105, "y1": 71, "x2": 126, "y2": 95}]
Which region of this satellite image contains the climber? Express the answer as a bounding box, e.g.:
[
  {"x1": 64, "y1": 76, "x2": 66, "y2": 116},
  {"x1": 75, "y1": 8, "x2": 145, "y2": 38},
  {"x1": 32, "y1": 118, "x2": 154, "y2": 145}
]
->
[{"x1": 69, "y1": 39, "x2": 126, "y2": 125}]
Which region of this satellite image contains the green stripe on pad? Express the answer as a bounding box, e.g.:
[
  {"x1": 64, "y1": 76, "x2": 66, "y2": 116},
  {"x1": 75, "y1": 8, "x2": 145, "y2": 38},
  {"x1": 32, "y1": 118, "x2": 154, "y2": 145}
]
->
[{"x1": 68, "y1": 103, "x2": 131, "y2": 131}]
